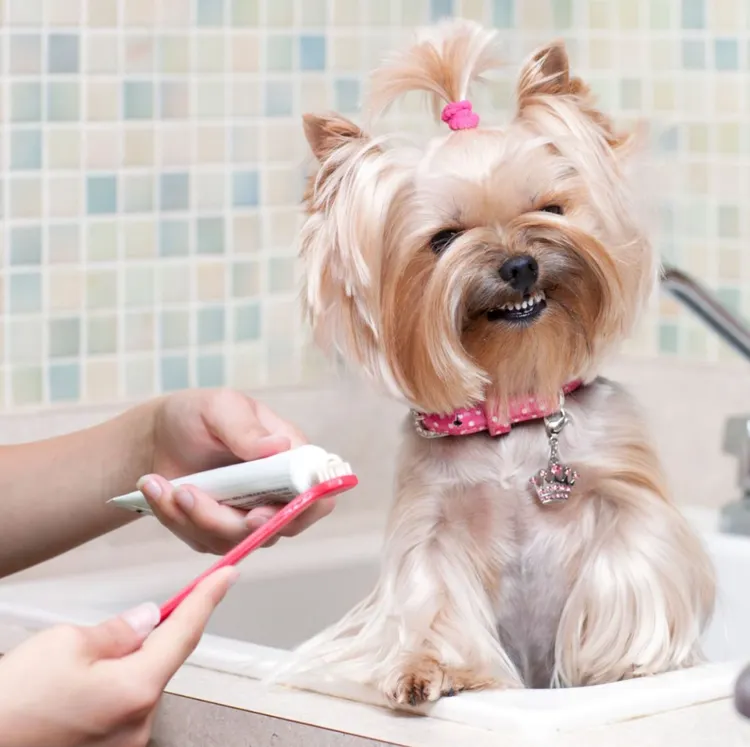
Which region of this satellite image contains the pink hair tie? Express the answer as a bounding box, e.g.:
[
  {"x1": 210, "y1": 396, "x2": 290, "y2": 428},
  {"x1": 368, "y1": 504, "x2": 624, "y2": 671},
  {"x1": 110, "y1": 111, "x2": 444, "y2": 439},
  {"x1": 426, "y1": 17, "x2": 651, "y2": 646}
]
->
[{"x1": 441, "y1": 100, "x2": 479, "y2": 131}]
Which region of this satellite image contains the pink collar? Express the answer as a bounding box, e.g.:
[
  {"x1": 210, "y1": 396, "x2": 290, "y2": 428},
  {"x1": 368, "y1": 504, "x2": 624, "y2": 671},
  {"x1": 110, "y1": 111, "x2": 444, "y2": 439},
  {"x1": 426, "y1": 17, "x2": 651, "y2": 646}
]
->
[{"x1": 412, "y1": 381, "x2": 582, "y2": 438}]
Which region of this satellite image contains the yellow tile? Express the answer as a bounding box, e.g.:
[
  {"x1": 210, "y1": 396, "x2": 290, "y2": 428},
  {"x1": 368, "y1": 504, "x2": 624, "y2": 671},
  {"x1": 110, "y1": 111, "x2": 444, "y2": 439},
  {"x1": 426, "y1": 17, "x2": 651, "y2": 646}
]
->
[
  {"x1": 649, "y1": 39, "x2": 675, "y2": 71},
  {"x1": 87, "y1": 0, "x2": 117, "y2": 25},
  {"x1": 159, "y1": 127, "x2": 192, "y2": 167},
  {"x1": 49, "y1": 0, "x2": 82, "y2": 24},
  {"x1": 268, "y1": 209, "x2": 302, "y2": 246},
  {"x1": 123, "y1": 0, "x2": 155, "y2": 26},
  {"x1": 49, "y1": 269, "x2": 84, "y2": 311},
  {"x1": 714, "y1": 78, "x2": 740, "y2": 115},
  {"x1": 332, "y1": 0, "x2": 359, "y2": 25},
  {"x1": 520, "y1": 0, "x2": 551, "y2": 28},
  {"x1": 588, "y1": 0, "x2": 612, "y2": 29},
  {"x1": 124, "y1": 129, "x2": 154, "y2": 167},
  {"x1": 263, "y1": 122, "x2": 305, "y2": 161},
  {"x1": 159, "y1": 0, "x2": 191, "y2": 26},
  {"x1": 332, "y1": 36, "x2": 362, "y2": 71},
  {"x1": 652, "y1": 80, "x2": 675, "y2": 110},
  {"x1": 400, "y1": 0, "x2": 427, "y2": 25},
  {"x1": 197, "y1": 262, "x2": 226, "y2": 301},
  {"x1": 197, "y1": 125, "x2": 226, "y2": 163},
  {"x1": 48, "y1": 130, "x2": 81, "y2": 169},
  {"x1": 300, "y1": 78, "x2": 329, "y2": 113},
  {"x1": 719, "y1": 248, "x2": 741, "y2": 280},
  {"x1": 717, "y1": 123, "x2": 740, "y2": 154},
  {"x1": 86, "y1": 361, "x2": 119, "y2": 403},
  {"x1": 233, "y1": 215, "x2": 261, "y2": 252},
  {"x1": 11, "y1": 178, "x2": 41, "y2": 219},
  {"x1": 589, "y1": 38, "x2": 613, "y2": 69},
  {"x1": 232, "y1": 34, "x2": 260, "y2": 72},
  {"x1": 195, "y1": 35, "x2": 225, "y2": 73},
  {"x1": 231, "y1": 80, "x2": 261, "y2": 116},
  {"x1": 48, "y1": 176, "x2": 81, "y2": 217},
  {"x1": 124, "y1": 220, "x2": 156, "y2": 258},
  {"x1": 230, "y1": 347, "x2": 265, "y2": 390},
  {"x1": 687, "y1": 123, "x2": 709, "y2": 152},
  {"x1": 618, "y1": 0, "x2": 641, "y2": 27},
  {"x1": 686, "y1": 163, "x2": 709, "y2": 194},
  {"x1": 87, "y1": 82, "x2": 119, "y2": 121},
  {"x1": 125, "y1": 357, "x2": 156, "y2": 399},
  {"x1": 265, "y1": 168, "x2": 300, "y2": 205},
  {"x1": 710, "y1": 0, "x2": 740, "y2": 30},
  {"x1": 458, "y1": 0, "x2": 487, "y2": 22}
]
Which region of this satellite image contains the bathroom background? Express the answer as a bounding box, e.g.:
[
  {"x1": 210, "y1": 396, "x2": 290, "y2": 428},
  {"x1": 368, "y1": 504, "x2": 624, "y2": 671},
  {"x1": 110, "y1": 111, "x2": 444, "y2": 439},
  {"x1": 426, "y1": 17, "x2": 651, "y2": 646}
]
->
[{"x1": 0, "y1": 0, "x2": 747, "y2": 411}]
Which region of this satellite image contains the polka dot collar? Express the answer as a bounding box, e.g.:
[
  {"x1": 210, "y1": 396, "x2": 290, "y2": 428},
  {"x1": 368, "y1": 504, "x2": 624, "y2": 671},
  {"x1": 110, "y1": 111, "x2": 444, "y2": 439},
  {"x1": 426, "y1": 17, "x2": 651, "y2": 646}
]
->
[{"x1": 412, "y1": 381, "x2": 582, "y2": 439}]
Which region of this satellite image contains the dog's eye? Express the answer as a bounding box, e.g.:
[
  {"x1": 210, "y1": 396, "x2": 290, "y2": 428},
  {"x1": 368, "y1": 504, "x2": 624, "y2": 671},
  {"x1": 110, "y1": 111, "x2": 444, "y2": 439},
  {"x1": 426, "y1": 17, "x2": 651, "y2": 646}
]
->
[
  {"x1": 540, "y1": 205, "x2": 563, "y2": 215},
  {"x1": 430, "y1": 229, "x2": 462, "y2": 254}
]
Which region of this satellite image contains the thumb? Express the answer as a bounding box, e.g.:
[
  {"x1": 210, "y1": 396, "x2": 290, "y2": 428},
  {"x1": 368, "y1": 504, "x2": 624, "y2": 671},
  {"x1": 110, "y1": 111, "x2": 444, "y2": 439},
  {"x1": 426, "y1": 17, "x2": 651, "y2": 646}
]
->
[{"x1": 86, "y1": 603, "x2": 160, "y2": 660}]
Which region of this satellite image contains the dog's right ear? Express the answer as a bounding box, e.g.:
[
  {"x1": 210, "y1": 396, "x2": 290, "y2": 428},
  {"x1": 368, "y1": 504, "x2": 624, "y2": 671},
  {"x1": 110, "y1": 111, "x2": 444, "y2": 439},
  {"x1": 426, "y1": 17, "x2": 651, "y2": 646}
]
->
[{"x1": 303, "y1": 113, "x2": 365, "y2": 162}]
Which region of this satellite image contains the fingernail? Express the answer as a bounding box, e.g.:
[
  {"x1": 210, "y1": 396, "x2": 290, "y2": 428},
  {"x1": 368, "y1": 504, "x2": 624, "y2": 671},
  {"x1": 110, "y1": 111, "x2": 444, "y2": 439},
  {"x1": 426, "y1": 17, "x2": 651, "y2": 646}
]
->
[
  {"x1": 174, "y1": 488, "x2": 194, "y2": 511},
  {"x1": 246, "y1": 512, "x2": 273, "y2": 531},
  {"x1": 121, "y1": 602, "x2": 160, "y2": 637},
  {"x1": 137, "y1": 477, "x2": 162, "y2": 502}
]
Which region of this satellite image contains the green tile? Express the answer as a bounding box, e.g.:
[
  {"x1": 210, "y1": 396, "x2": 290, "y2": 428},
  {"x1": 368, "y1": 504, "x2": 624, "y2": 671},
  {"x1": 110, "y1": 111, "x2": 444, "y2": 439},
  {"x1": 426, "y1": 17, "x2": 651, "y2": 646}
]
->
[
  {"x1": 268, "y1": 257, "x2": 296, "y2": 292},
  {"x1": 10, "y1": 273, "x2": 42, "y2": 313},
  {"x1": 232, "y1": 261, "x2": 260, "y2": 297},
  {"x1": 87, "y1": 222, "x2": 117, "y2": 262},
  {"x1": 658, "y1": 323, "x2": 679, "y2": 354},
  {"x1": 87, "y1": 315, "x2": 118, "y2": 354},
  {"x1": 160, "y1": 310, "x2": 190, "y2": 348},
  {"x1": 620, "y1": 79, "x2": 642, "y2": 109},
  {"x1": 266, "y1": 35, "x2": 293, "y2": 71},
  {"x1": 198, "y1": 307, "x2": 225, "y2": 344},
  {"x1": 125, "y1": 266, "x2": 155, "y2": 307},
  {"x1": 718, "y1": 205, "x2": 739, "y2": 237},
  {"x1": 86, "y1": 270, "x2": 118, "y2": 309},
  {"x1": 551, "y1": 0, "x2": 573, "y2": 28},
  {"x1": 197, "y1": 217, "x2": 225, "y2": 254},
  {"x1": 266, "y1": 0, "x2": 293, "y2": 25},
  {"x1": 12, "y1": 366, "x2": 42, "y2": 406},
  {"x1": 717, "y1": 287, "x2": 741, "y2": 316},
  {"x1": 231, "y1": 0, "x2": 258, "y2": 25},
  {"x1": 10, "y1": 319, "x2": 43, "y2": 363},
  {"x1": 650, "y1": 0, "x2": 671, "y2": 28},
  {"x1": 49, "y1": 363, "x2": 80, "y2": 401},
  {"x1": 234, "y1": 303, "x2": 261, "y2": 341},
  {"x1": 197, "y1": 354, "x2": 225, "y2": 387},
  {"x1": 49, "y1": 317, "x2": 81, "y2": 357},
  {"x1": 11, "y1": 226, "x2": 42, "y2": 265},
  {"x1": 160, "y1": 355, "x2": 189, "y2": 391}
]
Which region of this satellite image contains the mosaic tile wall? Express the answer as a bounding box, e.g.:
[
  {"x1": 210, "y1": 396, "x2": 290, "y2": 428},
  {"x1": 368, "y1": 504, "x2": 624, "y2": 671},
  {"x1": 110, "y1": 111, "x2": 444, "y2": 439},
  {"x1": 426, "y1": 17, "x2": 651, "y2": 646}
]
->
[{"x1": 0, "y1": 0, "x2": 747, "y2": 409}]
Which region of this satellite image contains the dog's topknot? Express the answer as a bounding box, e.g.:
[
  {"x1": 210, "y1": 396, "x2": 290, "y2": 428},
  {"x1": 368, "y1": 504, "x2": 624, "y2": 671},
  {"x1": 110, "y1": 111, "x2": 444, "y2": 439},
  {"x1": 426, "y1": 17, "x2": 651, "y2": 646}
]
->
[{"x1": 368, "y1": 19, "x2": 503, "y2": 122}]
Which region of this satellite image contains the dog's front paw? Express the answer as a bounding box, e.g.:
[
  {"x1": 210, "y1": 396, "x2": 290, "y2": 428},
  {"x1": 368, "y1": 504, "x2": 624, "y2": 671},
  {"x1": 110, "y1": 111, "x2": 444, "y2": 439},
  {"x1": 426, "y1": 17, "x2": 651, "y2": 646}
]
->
[{"x1": 384, "y1": 655, "x2": 499, "y2": 707}]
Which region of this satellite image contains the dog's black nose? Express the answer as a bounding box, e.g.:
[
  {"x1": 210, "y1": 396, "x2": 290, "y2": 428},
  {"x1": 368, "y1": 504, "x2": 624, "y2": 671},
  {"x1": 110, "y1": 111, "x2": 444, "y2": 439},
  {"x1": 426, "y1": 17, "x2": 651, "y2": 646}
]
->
[{"x1": 499, "y1": 255, "x2": 539, "y2": 295}]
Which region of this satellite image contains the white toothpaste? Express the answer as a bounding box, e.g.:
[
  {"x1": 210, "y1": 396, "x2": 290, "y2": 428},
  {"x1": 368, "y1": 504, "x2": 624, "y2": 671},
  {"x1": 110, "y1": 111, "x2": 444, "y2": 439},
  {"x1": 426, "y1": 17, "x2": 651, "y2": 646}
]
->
[{"x1": 109, "y1": 444, "x2": 353, "y2": 515}]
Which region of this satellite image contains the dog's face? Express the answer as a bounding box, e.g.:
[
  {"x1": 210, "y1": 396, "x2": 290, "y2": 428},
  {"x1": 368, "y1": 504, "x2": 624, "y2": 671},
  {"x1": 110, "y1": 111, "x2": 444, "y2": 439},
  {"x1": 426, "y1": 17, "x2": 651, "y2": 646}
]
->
[{"x1": 302, "y1": 41, "x2": 654, "y2": 413}]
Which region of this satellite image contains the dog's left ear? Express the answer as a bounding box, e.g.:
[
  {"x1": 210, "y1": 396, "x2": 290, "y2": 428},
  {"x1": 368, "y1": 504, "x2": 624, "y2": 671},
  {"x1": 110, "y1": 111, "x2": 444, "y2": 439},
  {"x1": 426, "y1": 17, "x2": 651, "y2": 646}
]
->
[
  {"x1": 303, "y1": 113, "x2": 365, "y2": 162},
  {"x1": 517, "y1": 41, "x2": 631, "y2": 151}
]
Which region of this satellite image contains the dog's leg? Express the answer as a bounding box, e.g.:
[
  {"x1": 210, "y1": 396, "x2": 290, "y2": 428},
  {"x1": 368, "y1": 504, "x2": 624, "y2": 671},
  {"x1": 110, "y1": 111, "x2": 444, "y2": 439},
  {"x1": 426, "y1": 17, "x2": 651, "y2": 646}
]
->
[
  {"x1": 553, "y1": 459, "x2": 715, "y2": 687},
  {"x1": 288, "y1": 474, "x2": 521, "y2": 706}
]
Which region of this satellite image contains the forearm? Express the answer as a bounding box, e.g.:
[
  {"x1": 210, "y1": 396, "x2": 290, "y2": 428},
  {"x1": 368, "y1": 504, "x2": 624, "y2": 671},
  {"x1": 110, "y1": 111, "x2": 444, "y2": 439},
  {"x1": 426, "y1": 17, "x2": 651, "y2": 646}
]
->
[{"x1": 0, "y1": 401, "x2": 158, "y2": 578}]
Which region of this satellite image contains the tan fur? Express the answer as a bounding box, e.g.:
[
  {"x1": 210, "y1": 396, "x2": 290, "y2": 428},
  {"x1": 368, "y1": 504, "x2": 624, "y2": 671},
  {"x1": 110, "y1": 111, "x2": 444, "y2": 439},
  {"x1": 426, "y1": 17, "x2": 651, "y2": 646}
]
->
[{"x1": 285, "y1": 21, "x2": 716, "y2": 708}]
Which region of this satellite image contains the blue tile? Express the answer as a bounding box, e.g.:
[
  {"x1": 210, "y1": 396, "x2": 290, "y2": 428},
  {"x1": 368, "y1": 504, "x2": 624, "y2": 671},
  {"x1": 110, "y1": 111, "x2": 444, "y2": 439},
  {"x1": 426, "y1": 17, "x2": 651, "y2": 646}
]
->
[
  {"x1": 430, "y1": 0, "x2": 453, "y2": 21},
  {"x1": 714, "y1": 38, "x2": 738, "y2": 70},
  {"x1": 334, "y1": 79, "x2": 360, "y2": 113},
  {"x1": 265, "y1": 81, "x2": 293, "y2": 117},
  {"x1": 197, "y1": 217, "x2": 225, "y2": 254},
  {"x1": 160, "y1": 173, "x2": 190, "y2": 211},
  {"x1": 11, "y1": 226, "x2": 42, "y2": 265},
  {"x1": 197, "y1": 354, "x2": 225, "y2": 387},
  {"x1": 159, "y1": 220, "x2": 189, "y2": 257},
  {"x1": 87, "y1": 176, "x2": 117, "y2": 214},
  {"x1": 234, "y1": 303, "x2": 261, "y2": 341},
  {"x1": 11, "y1": 83, "x2": 42, "y2": 122},
  {"x1": 232, "y1": 171, "x2": 259, "y2": 207},
  {"x1": 493, "y1": 0, "x2": 514, "y2": 27},
  {"x1": 47, "y1": 82, "x2": 79, "y2": 121},
  {"x1": 682, "y1": 40, "x2": 704, "y2": 68},
  {"x1": 717, "y1": 287, "x2": 741, "y2": 315},
  {"x1": 160, "y1": 355, "x2": 190, "y2": 391},
  {"x1": 197, "y1": 0, "x2": 225, "y2": 26},
  {"x1": 681, "y1": 0, "x2": 704, "y2": 28},
  {"x1": 49, "y1": 363, "x2": 80, "y2": 402},
  {"x1": 300, "y1": 35, "x2": 326, "y2": 71},
  {"x1": 49, "y1": 318, "x2": 81, "y2": 357},
  {"x1": 658, "y1": 126, "x2": 680, "y2": 152},
  {"x1": 11, "y1": 130, "x2": 42, "y2": 170},
  {"x1": 10, "y1": 273, "x2": 42, "y2": 313},
  {"x1": 198, "y1": 307, "x2": 225, "y2": 344},
  {"x1": 124, "y1": 81, "x2": 154, "y2": 120},
  {"x1": 48, "y1": 34, "x2": 79, "y2": 74}
]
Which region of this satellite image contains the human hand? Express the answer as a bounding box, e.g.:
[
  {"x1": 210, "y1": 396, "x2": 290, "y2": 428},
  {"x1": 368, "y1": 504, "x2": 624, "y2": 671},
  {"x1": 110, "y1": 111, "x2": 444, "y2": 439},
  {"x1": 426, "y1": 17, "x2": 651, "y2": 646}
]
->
[
  {"x1": 0, "y1": 567, "x2": 237, "y2": 747},
  {"x1": 139, "y1": 389, "x2": 335, "y2": 554}
]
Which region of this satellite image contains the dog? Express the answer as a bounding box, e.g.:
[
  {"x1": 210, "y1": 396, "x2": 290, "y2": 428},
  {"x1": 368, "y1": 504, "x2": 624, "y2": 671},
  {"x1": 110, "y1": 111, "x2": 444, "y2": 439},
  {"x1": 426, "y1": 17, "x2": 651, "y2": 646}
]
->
[{"x1": 290, "y1": 19, "x2": 715, "y2": 707}]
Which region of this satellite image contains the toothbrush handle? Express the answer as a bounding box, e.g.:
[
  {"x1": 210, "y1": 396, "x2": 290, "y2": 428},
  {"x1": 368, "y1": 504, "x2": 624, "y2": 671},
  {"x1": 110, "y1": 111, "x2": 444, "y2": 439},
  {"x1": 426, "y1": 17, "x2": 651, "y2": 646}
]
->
[{"x1": 157, "y1": 474, "x2": 358, "y2": 624}]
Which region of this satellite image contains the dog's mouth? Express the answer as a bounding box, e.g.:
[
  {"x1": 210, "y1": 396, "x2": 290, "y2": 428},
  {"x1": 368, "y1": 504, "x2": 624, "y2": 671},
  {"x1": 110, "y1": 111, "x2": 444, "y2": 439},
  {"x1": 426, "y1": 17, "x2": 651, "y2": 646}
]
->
[{"x1": 486, "y1": 292, "x2": 547, "y2": 323}]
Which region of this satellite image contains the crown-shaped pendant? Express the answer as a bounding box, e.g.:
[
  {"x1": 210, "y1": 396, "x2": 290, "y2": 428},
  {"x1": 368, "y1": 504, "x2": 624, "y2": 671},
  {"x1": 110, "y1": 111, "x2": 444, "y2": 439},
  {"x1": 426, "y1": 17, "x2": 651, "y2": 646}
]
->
[{"x1": 530, "y1": 396, "x2": 578, "y2": 505}]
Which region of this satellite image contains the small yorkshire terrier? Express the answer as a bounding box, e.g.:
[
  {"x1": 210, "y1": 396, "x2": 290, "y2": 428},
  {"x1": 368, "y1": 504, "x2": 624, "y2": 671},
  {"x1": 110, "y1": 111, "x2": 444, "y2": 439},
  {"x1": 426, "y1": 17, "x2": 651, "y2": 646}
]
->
[{"x1": 292, "y1": 20, "x2": 715, "y2": 706}]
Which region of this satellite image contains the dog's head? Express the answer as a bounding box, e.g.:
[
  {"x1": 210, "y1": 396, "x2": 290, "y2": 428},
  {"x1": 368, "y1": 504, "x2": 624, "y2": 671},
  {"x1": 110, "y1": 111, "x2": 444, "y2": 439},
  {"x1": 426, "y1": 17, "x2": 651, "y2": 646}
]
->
[{"x1": 301, "y1": 20, "x2": 654, "y2": 413}]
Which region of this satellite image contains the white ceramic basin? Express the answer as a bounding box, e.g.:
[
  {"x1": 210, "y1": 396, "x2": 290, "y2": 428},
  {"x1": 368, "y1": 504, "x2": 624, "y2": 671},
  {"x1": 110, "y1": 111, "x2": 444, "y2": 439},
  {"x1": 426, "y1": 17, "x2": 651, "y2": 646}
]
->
[{"x1": 0, "y1": 508, "x2": 746, "y2": 739}]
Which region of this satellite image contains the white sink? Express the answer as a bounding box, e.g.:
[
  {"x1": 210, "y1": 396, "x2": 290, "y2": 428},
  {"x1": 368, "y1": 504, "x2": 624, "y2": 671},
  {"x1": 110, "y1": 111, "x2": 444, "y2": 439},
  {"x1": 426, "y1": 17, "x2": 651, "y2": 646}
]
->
[{"x1": 0, "y1": 507, "x2": 747, "y2": 742}]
